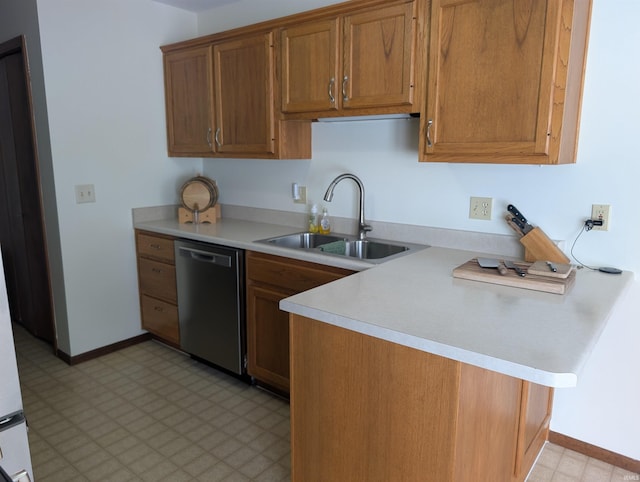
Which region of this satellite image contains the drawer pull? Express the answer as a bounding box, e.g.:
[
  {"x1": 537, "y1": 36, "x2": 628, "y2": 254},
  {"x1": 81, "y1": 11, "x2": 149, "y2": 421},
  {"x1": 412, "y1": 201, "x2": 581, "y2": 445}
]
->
[
  {"x1": 149, "y1": 244, "x2": 161, "y2": 250},
  {"x1": 153, "y1": 306, "x2": 165, "y2": 313},
  {"x1": 151, "y1": 268, "x2": 163, "y2": 274}
]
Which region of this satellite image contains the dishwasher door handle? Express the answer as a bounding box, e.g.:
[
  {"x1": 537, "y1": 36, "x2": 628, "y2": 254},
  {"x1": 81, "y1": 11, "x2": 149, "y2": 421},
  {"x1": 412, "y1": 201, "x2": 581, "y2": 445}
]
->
[{"x1": 178, "y1": 246, "x2": 232, "y2": 268}]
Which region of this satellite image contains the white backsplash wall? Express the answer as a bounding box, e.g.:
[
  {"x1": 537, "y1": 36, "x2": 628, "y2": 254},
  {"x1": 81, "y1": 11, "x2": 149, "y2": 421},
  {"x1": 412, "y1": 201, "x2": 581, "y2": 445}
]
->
[{"x1": 201, "y1": 0, "x2": 640, "y2": 461}]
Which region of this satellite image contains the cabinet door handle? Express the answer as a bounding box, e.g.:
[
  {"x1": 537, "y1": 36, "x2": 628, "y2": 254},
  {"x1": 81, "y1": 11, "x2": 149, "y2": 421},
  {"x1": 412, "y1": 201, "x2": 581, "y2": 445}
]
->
[
  {"x1": 206, "y1": 127, "x2": 212, "y2": 148},
  {"x1": 328, "y1": 77, "x2": 335, "y2": 104},
  {"x1": 342, "y1": 75, "x2": 349, "y2": 102},
  {"x1": 426, "y1": 119, "x2": 433, "y2": 148},
  {"x1": 214, "y1": 127, "x2": 222, "y2": 147}
]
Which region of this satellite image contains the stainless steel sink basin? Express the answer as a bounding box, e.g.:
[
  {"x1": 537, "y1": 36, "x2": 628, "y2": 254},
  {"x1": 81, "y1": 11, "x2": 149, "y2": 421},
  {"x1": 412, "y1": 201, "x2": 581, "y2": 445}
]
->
[
  {"x1": 261, "y1": 232, "x2": 347, "y2": 249},
  {"x1": 256, "y1": 232, "x2": 427, "y2": 263},
  {"x1": 343, "y1": 240, "x2": 409, "y2": 260}
]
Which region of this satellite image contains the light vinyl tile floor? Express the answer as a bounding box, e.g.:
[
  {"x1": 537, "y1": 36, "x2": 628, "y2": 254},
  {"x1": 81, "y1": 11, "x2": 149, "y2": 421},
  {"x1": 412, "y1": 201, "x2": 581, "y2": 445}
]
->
[{"x1": 11, "y1": 324, "x2": 639, "y2": 482}]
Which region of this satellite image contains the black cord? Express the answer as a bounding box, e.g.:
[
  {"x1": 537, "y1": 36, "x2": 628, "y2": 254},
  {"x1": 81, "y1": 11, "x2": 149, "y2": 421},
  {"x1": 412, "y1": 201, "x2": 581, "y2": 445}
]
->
[{"x1": 570, "y1": 224, "x2": 598, "y2": 270}]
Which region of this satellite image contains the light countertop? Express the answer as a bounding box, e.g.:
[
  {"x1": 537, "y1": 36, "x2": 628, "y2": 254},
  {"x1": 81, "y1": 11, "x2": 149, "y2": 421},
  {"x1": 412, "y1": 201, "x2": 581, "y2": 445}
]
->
[
  {"x1": 134, "y1": 216, "x2": 633, "y2": 388},
  {"x1": 280, "y1": 246, "x2": 633, "y2": 388}
]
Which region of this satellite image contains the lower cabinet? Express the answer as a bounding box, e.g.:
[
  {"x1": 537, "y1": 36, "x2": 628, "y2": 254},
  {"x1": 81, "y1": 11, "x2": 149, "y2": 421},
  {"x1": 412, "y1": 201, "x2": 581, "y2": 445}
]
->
[
  {"x1": 290, "y1": 315, "x2": 553, "y2": 482},
  {"x1": 246, "y1": 251, "x2": 354, "y2": 393},
  {"x1": 135, "y1": 230, "x2": 180, "y2": 346}
]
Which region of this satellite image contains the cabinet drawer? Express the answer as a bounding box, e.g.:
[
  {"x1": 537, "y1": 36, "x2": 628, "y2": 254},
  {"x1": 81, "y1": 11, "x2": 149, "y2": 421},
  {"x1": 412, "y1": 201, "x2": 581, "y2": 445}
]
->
[
  {"x1": 136, "y1": 231, "x2": 175, "y2": 263},
  {"x1": 141, "y1": 295, "x2": 179, "y2": 344},
  {"x1": 138, "y1": 258, "x2": 177, "y2": 303},
  {"x1": 246, "y1": 251, "x2": 353, "y2": 292}
]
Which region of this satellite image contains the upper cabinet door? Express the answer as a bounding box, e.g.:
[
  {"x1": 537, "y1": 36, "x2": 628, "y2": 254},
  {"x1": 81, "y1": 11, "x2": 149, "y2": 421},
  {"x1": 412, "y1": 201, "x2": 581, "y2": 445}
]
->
[
  {"x1": 281, "y1": 19, "x2": 340, "y2": 113},
  {"x1": 421, "y1": 0, "x2": 592, "y2": 164},
  {"x1": 163, "y1": 46, "x2": 215, "y2": 157},
  {"x1": 213, "y1": 32, "x2": 275, "y2": 155},
  {"x1": 342, "y1": 2, "x2": 416, "y2": 110}
]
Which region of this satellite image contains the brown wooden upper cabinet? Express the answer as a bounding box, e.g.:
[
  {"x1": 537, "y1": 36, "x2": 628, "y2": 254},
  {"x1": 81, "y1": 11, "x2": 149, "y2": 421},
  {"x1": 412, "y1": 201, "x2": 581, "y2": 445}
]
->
[
  {"x1": 419, "y1": 0, "x2": 592, "y2": 164},
  {"x1": 163, "y1": 46, "x2": 215, "y2": 157},
  {"x1": 213, "y1": 32, "x2": 275, "y2": 155},
  {"x1": 281, "y1": 0, "x2": 421, "y2": 117},
  {"x1": 162, "y1": 32, "x2": 311, "y2": 159}
]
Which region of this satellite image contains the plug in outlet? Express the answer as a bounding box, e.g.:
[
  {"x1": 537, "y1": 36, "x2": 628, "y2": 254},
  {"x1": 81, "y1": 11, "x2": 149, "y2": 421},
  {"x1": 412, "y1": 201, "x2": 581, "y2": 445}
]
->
[
  {"x1": 591, "y1": 204, "x2": 611, "y2": 231},
  {"x1": 469, "y1": 197, "x2": 492, "y2": 220}
]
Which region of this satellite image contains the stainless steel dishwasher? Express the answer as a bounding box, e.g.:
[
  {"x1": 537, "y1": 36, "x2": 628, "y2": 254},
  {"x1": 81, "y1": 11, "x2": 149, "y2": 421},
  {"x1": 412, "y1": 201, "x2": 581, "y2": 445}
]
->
[{"x1": 174, "y1": 239, "x2": 245, "y2": 375}]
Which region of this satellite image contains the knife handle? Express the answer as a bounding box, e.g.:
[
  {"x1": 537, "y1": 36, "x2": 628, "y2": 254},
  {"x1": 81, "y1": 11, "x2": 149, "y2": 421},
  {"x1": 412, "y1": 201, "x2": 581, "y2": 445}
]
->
[
  {"x1": 508, "y1": 204, "x2": 528, "y2": 224},
  {"x1": 504, "y1": 215, "x2": 524, "y2": 237}
]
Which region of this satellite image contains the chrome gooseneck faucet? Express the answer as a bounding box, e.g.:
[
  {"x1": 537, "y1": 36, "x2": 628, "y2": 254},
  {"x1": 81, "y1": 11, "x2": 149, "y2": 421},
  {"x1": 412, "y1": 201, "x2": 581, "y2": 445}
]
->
[{"x1": 323, "y1": 173, "x2": 372, "y2": 240}]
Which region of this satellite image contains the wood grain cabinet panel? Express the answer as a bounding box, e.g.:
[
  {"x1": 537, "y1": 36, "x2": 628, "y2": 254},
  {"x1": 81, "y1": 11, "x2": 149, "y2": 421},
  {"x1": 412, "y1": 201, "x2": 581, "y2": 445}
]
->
[
  {"x1": 162, "y1": 30, "x2": 311, "y2": 160},
  {"x1": 163, "y1": 46, "x2": 214, "y2": 157},
  {"x1": 246, "y1": 251, "x2": 353, "y2": 394},
  {"x1": 290, "y1": 315, "x2": 555, "y2": 482},
  {"x1": 135, "y1": 230, "x2": 180, "y2": 346},
  {"x1": 281, "y1": 19, "x2": 340, "y2": 113},
  {"x1": 342, "y1": 2, "x2": 416, "y2": 110},
  {"x1": 140, "y1": 295, "x2": 180, "y2": 345},
  {"x1": 280, "y1": 0, "x2": 421, "y2": 118},
  {"x1": 213, "y1": 32, "x2": 275, "y2": 155},
  {"x1": 420, "y1": 0, "x2": 592, "y2": 164}
]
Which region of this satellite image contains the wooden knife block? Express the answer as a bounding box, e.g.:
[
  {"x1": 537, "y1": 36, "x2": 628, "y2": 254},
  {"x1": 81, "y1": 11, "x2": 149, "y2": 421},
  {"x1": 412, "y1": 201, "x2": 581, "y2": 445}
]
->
[
  {"x1": 178, "y1": 204, "x2": 221, "y2": 224},
  {"x1": 520, "y1": 227, "x2": 571, "y2": 264}
]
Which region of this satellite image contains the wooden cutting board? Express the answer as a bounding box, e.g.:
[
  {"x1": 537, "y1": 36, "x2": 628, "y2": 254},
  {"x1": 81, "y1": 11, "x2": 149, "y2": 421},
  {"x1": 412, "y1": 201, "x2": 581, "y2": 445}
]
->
[{"x1": 452, "y1": 258, "x2": 576, "y2": 295}]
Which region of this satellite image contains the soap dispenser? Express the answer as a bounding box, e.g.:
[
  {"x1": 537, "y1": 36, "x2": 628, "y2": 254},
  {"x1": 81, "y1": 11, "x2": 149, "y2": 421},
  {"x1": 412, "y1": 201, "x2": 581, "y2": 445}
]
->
[
  {"x1": 319, "y1": 207, "x2": 331, "y2": 234},
  {"x1": 308, "y1": 204, "x2": 318, "y2": 233}
]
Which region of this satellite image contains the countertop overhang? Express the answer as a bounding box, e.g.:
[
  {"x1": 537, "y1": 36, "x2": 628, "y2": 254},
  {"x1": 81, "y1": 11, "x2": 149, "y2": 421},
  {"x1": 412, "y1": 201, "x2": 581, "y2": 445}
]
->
[{"x1": 280, "y1": 247, "x2": 633, "y2": 388}]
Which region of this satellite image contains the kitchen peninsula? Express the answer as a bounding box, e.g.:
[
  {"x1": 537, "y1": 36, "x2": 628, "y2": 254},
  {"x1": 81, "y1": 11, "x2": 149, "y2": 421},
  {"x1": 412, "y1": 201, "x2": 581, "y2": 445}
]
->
[{"x1": 281, "y1": 247, "x2": 632, "y2": 482}]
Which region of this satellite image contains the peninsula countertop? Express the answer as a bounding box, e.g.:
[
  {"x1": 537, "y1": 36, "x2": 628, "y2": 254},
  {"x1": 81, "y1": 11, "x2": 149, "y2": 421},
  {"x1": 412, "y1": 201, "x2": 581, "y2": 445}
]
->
[{"x1": 280, "y1": 246, "x2": 633, "y2": 388}]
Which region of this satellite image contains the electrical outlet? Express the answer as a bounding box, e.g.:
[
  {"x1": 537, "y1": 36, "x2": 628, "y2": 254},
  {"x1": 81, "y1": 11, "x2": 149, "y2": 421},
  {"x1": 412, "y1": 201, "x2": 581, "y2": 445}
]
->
[
  {"x1": 591, "y1": 204, "x2": 611, "y2": 231},
  {"x1": 469, "y1": 197, "x2": 492, "y2": 220},
  {"x1": 75, "y1": 184, "x2": 96, "y2": 204},
  {"x1": 293, "y1": 185, "x2": 307, "y2": 204}
]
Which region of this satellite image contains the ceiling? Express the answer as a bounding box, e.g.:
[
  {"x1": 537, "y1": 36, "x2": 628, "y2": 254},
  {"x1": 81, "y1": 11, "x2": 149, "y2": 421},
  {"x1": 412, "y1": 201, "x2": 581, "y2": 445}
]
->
[{"x1": 152, "y1": 0, "x2": 241, "y2": 13}]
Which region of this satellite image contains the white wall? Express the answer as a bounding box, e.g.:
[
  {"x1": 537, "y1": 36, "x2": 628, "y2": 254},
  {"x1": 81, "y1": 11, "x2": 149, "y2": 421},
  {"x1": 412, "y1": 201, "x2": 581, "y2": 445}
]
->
[
  {"x1": 35, "y1": 0, "x2": 201, "y2": 355},
  {"x1": 199, "y1": 0, "x2": 640, "y2": 459}
]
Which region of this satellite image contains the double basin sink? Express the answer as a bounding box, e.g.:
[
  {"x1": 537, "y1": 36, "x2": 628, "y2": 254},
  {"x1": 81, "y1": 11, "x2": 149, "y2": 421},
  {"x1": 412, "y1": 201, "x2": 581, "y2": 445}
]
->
[{"x1": 257, "y1": 232, "x2": 428, "y2": 262}]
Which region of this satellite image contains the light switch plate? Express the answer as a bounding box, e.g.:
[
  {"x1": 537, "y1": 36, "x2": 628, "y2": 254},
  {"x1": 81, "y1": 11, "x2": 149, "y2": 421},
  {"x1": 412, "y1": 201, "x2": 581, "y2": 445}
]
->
[{"x1": 75, "y1": 184, "x2": 96, "y2": 203}]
